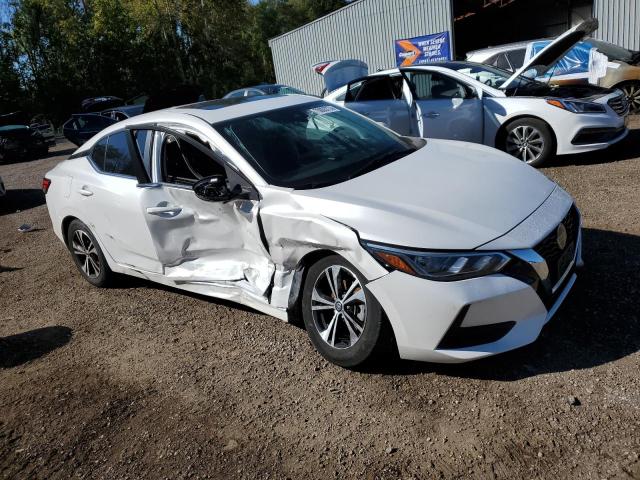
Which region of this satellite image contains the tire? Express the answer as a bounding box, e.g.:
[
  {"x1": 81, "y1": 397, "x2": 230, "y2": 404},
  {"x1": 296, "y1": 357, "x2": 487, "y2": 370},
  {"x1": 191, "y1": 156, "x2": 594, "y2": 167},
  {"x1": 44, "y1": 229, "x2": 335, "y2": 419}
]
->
[
  {"x1": 501, "y1": 118, "x2": 555, "y2": 168},
  {"x1": 66, "y1": 219, "x2": 112, "y2": 287},
  {"x1": 301, "y1": 254, "x2": 395, "y2": 368},
  {"x1": 617, "y1": 81, "x2": 640, "y2": 114}
]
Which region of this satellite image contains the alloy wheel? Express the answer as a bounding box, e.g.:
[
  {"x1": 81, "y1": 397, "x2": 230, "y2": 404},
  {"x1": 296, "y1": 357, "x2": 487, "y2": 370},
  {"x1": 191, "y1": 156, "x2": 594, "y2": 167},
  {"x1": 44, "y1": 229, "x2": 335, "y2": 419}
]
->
[
  {"x1": 72, "y1": 230, "x2": 101, "y2": 278},
  {"x1": 311, "y1": 265, "x2": 367, "y2": 349},
  {"x1": 622, "y1": 83, "x2": 640, "y2": 114},
  {"x1": 506, "y1": 125, "x2": 545, "y2": 163}
]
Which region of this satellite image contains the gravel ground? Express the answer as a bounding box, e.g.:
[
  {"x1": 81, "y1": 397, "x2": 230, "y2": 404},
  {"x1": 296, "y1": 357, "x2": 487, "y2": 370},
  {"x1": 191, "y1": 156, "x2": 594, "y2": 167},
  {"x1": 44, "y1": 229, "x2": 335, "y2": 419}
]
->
[{"x1": 1, "y1": 121, "x2": 639, "y2": 480}]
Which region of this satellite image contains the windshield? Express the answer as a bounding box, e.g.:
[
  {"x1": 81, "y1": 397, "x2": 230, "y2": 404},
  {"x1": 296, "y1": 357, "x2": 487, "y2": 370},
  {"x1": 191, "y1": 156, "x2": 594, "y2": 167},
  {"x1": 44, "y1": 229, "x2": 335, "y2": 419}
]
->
[
  {"x1": 449, "y1": 63, "x2": 548, "y2": 94},
  {"x1": 213, "y1": 101, "x2": 416, "y2": 189},
  {"x1": 259, "y1": 85, "x2": 306, "y2": 95},
  {"x1": 588, "y1": 38, "x2": 635, "y2": 63}
]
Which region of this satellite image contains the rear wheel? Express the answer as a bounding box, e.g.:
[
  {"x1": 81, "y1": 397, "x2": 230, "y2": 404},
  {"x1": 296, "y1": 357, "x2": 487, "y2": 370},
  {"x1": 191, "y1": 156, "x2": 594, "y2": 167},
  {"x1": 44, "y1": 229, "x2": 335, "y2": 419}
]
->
[
  {"x1": 502, "y1": 118, "x2": 554, "y2": 167},
  {"x1": 301, "y1": 255, "x2": 394, "y2": 368},
  {"x1": 66, "y1": 219, "x2": 112, "y2": 287},
  {"x1": 618, "y1": 81, "x2": 640, "y2": 114}
]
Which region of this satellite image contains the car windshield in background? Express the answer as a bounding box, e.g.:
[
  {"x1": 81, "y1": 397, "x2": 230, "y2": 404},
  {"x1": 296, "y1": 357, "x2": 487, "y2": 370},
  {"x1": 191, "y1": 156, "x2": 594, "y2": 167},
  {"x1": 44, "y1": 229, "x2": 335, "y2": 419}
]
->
[
  {"x1": 213, "y1": 101, "x2": 416, "y2": 189},
  {"x1": 589, "y1": 39, "x2": 635, "y2": 63},
  {"x1": 262, "y1": 85, "x2": 306, "y2": 95},
  {"x1": 449, "y1": 63, "x2": 547, "y2": 94}
]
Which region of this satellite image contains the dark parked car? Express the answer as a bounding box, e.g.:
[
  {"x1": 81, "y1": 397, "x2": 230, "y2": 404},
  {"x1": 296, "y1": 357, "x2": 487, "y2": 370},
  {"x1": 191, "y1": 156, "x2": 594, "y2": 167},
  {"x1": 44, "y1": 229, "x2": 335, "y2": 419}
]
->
[
  {"x1": 100, "y1": 104, "x2": 145, "y2": 122},
  {"x1": 81, "y1": 96, "x2": 124, "y2": 113},
  {"x1": 0, "y1": 125, "x2": 49, "y2": 162},
  {"x1": 62, "y1": 114, "x2": 117, "y2": 147}
]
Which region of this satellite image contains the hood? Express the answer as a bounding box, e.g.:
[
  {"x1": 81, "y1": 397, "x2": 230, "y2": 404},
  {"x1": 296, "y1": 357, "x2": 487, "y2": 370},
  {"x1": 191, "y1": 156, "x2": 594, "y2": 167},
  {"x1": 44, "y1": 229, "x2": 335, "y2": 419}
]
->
[
  {"x1": 293, "y1": 140, "x2": 556, "y2": 250},
  {"x1": 313, "y1": 60, "x2": 369, "y2": 94},
  {"x1": 502, "y1": 18, "x2": 599, "y2": 90}
]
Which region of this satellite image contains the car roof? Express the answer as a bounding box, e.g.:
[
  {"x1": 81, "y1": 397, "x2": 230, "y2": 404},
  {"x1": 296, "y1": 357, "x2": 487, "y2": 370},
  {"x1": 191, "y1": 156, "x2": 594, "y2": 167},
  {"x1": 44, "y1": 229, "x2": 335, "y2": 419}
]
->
[
  {"x1": 177, "y1": 94, "x2": 318, "y2": 123},
  {"x1": 72, "y1": 94, "x2": 320, "y2": 155},
  {"x1": 467, "y1": 40, "x2": 531, "y2": 57}
]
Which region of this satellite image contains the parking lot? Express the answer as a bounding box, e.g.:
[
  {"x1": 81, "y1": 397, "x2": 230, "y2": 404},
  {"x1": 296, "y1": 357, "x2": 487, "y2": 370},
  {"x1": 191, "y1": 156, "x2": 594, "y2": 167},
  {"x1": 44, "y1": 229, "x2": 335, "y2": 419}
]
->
[{"x1": 1, "y1": 118, "x2": 639, "y2": 479}]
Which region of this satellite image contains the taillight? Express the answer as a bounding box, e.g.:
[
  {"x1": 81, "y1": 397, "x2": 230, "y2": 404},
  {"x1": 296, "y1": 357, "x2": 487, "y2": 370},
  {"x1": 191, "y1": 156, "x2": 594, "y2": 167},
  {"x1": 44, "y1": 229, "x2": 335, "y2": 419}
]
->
[
  {"x1": 314, "y1": 62, "x2": 331, "y2": 75},
  {"x1": 42, "y1": 177, "x2": 51, "y2": 194}
]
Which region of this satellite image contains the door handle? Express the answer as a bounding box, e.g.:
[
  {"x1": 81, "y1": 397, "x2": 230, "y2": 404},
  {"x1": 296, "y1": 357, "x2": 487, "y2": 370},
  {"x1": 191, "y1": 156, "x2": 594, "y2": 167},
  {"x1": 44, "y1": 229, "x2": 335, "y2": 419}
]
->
[
  {"x1": 146, "y1": 206, "x2": 183, "y2": 216},
  {"x1": 426, "y1": 112, "x2": 440, "y2": 118},
  {"x1": 78, "y1": 187, "x2": 93, "y2": 196}
]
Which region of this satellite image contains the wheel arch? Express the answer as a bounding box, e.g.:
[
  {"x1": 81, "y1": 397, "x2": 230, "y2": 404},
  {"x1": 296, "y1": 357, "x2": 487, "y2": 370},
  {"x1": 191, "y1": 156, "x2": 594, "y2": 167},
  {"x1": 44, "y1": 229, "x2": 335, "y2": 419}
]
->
[
  {"x1": 285, "y1": 249, "x2": 338, "y2": 326},
  {"x1": 61, "y1": 215, "x2": 80, "y2": 245},
  {"x1": 495, "y1": 114, "x2": 557, "y2": 154}
]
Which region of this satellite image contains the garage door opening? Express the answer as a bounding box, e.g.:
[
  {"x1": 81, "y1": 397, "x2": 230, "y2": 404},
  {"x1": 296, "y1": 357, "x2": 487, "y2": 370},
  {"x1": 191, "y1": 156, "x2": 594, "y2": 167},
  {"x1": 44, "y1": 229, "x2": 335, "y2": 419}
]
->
[{"x1": 453, "y1": 0, "x2": 593, "y2": 59}]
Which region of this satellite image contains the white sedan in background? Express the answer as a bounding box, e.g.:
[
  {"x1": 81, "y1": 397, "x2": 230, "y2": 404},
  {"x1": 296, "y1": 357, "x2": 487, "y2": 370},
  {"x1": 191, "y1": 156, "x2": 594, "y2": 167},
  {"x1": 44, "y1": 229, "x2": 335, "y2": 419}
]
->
[
  {"x1": 320, "y1": 19, "x2": 628, "y2": 167},
  {"x1": 44, "y1": 95, "x2": 581, "y2": 367}
]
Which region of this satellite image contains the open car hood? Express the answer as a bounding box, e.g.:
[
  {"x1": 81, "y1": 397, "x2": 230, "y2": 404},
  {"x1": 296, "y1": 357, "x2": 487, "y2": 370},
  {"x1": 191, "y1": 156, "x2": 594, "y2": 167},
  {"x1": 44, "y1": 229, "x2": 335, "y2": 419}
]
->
[
  {"x1": 312, "y1": 60, "x2": 369, "y2": 94},
  {"x1": 501, "y1": 18, "x2": 599, "y2": 90},
  {"x1": 292, "y1": 140, "x2": 556, "y2": 250}
]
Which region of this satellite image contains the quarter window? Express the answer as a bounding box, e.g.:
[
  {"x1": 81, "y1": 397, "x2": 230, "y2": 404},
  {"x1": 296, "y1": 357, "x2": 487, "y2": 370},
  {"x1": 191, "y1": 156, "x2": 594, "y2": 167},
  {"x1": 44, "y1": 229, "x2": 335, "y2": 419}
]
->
[{"x1": 91, "y1": 131, "x2": 137, "y2": 177}]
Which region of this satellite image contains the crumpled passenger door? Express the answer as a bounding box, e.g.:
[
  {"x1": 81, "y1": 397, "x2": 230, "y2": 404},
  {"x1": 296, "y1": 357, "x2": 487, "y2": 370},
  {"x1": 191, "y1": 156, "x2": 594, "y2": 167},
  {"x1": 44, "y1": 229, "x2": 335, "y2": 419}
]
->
[{"x1": 136, "y1": 127, "x2": 274, "y2": 298}]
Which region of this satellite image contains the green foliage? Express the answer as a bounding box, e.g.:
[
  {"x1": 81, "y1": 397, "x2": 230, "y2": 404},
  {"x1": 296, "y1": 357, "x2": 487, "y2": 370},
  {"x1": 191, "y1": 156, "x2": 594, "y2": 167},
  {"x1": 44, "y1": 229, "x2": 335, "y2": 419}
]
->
[{"x1": 0, "y1": 0, "x2": 348, "y2": 124}]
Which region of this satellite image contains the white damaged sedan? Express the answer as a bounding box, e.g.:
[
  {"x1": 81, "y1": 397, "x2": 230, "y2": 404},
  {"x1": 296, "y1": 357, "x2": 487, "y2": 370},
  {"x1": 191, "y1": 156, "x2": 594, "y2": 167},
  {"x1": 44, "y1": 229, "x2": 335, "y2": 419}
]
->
[{"x1": 44, "y1": 95, "x2": 582, "y2": 367}]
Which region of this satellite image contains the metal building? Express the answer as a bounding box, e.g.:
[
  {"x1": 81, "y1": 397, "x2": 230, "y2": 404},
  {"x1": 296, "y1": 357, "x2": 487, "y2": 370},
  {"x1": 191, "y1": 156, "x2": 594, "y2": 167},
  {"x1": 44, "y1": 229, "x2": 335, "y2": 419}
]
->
[
  {"x1": 594, "y1": 0, "x2": 640, "y2": 51},
  {"x1": 268, "y1": 0, "x2": 453, "y2": 96},
  {"x1": 269, "y1": 0, "x2": 640, "y2": 95}
]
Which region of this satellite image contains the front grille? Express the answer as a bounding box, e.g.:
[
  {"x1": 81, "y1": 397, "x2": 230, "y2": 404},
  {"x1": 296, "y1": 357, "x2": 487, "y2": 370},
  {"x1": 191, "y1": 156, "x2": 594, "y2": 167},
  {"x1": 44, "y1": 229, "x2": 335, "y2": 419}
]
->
[
  {"x1": 608, "y1": 94, "x2": 629, "y2": 116},
  {"x1": 533, "y1": 205, "x2": 580, "y2": 288}
]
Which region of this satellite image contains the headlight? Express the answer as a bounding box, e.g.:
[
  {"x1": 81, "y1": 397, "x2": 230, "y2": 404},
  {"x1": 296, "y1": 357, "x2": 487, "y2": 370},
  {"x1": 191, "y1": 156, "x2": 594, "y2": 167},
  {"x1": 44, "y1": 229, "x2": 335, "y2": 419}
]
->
[
  {"x1": 362, "y1": 241, "x2": 511, "y2": 281},
  {"x1": 546, "y1": 98, "x2": 606, "y2": 114}
]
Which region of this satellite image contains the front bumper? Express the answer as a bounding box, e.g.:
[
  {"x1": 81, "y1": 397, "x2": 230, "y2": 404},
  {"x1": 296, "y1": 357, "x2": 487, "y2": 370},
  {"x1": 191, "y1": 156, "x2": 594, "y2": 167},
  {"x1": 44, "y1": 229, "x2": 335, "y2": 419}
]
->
[
  {"x1": 365, "y1": 197, "x2": 582, "y2": 363},
  {"x1": 555, "y1": 109, "x2": 628, "y2": 155}
]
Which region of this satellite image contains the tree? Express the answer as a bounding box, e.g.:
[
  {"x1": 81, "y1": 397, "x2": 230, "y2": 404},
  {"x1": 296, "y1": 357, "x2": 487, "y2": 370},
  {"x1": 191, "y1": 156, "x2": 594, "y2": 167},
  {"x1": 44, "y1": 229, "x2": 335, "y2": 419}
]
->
[{"x1": 2, "y1": 0, "x2": 348, "y2": 123}]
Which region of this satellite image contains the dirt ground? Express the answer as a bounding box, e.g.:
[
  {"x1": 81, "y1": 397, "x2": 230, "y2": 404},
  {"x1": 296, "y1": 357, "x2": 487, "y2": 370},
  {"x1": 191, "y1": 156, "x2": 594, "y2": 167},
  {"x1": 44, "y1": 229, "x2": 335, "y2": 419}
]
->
[{"x1": 1, "y1": 120, "x2": 639, "y2": 480}]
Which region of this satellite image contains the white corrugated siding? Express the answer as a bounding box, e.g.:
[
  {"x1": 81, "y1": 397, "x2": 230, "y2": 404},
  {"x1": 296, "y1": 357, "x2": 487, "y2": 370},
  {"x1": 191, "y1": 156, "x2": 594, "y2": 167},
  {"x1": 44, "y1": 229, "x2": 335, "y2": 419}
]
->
[
  {"x1": 594, "y1": 0, "x2": 640, "y2": 51},
  {"x1": 268, "y1": 0, "x2": 453, "y2": 96}
]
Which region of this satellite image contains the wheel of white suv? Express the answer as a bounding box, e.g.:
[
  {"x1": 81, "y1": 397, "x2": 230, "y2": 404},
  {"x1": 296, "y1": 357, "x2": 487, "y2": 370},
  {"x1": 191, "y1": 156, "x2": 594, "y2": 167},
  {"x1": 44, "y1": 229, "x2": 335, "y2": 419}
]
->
[
  {"x1": 301, "y1": 255, "x2": 394, "y2": 368},
  {"x1": 502, "y1": 118, "x2": 555, "y2": 167},
  {"x1": 66, "y1": 219, "x2": 112, "y2": 287}
]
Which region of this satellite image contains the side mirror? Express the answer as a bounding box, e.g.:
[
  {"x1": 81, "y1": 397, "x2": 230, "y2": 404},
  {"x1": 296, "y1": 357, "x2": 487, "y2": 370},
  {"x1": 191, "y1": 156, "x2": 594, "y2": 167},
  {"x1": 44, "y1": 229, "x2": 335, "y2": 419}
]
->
[
  {"x1": 466, "y1": 88, "x2": 479, "y2": 99},
  {"x1": 193, "y1": 174, "x2": 233, "y2": 202}
]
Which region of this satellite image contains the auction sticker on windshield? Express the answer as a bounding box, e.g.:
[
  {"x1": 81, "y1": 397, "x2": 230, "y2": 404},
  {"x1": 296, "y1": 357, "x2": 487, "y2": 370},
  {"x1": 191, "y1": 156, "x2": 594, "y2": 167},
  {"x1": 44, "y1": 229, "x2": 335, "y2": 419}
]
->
[{"x1": 307, "y1": 105, "x2": 340, "y2": 115}]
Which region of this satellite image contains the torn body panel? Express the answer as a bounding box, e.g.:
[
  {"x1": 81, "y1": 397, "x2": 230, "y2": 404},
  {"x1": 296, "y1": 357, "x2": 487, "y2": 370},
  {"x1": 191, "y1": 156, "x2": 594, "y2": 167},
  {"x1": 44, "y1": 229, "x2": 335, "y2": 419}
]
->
[{"x1": 257, "y1": 187, "x2": 389, "y2": 313}]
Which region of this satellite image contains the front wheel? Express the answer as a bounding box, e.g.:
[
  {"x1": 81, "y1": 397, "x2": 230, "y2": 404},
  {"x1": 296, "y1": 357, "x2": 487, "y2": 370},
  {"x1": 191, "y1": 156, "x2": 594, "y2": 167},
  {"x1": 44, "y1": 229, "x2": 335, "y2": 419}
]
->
[
  {"x1": 618, "y1": 81, "x2": 640, "y2": 114},
  {"x1": 301, "y1": 255, "x2": 394, "y2": 368},
  {"x1": 502, "y1": 118, "x2": 555, "y2": 167}
]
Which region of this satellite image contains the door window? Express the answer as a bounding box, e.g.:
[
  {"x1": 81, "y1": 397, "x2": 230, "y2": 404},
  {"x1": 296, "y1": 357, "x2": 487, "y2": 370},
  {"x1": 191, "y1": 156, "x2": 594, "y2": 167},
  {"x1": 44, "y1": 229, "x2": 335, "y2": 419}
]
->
[
  {"x1": 72, "y1": 114, "x2": 113, "y2": 131},
  {"x1": 90, "y1": 131, "x2": 137, "y2": 177},
  {"x1": 161, "y1": 133, "x2": 225, "y2": 186},
  {"x1": 405, "y1": 72, "x2": 471, "y2": 100},
  {"x1": 346, "y1": 75, "x2": 404, "y2": 102}
]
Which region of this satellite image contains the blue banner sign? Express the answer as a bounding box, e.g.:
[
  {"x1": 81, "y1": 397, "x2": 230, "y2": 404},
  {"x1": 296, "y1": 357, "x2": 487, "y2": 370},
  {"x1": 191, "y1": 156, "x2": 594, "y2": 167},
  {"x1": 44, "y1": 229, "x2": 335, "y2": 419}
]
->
[{"x1": 395, "y1": 31, "x2": 451, "y2": 67}]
